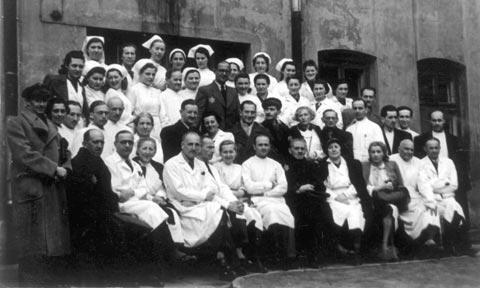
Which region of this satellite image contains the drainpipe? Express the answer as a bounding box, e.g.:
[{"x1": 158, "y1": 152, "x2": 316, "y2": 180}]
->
[{"x1": 291, "y1": 0, "x2": 302, "y2": 79}]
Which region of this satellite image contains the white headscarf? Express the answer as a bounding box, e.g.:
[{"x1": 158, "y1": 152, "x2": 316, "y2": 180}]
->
[
  {"x1": 225, "y1": 58, "x2": 244, "y2": 71},
  {"x1": 142, "y1": 35, "x2": 164, "y2": 50},
  {"x1": 169, "y1": 48, "x2": 186, "y2": 62},
  {"x1": 132, "y1": 59, "x2": 156, "y2": 84},
  {"x1": 275, "y1": 58, "x2": 294, "y2": 72},
  {"x1": 81, "y1": 36, "x2": 105, "y2": 64},
  {"x1": 187, "y1": 44, "x2": 214, "y2": 58}
]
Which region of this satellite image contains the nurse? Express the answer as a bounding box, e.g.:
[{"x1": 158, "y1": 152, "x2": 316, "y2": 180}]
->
[
  {"x1": 225, "y1": 57, "x2": 244, "y2": 88},
  {"x1": 141, "y1": 35, "x2": 168, "y2": 90},
  {"x1": 188, "y1": 44, "x2": 215, "y2": 87},
  {"x1": 81, "y1": 36, "x2": 107, "y2": 74},
  {"x1": 104, "y1": 64, "x2": 134, "y2": 125},
  {"x1": 248, "y1": 52, "x2": 278, "y2": 95},
  {"x1": 169, "y1": 48, "x2": 186, "y2": 71},
  {"x1": 271, "y1": 58, "x2": 296, "y2": 99},
  {"x1": 178, "y1": 67, "x2": 201, "y2": 100},
  {"x1": 82, "y1": 63, "x2": 106, "y2": 107}
]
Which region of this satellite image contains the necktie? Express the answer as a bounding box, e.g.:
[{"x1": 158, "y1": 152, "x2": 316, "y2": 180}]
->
[
  {"x1": 140, "y1": 165, "x2": 147, "y2": 177},
  {"x1": 128, "y1": 70, "x2": 134, "y2": 79},
  {"x1": 316, "y1": 102, "x2": 321, "y2": 110},
  {"x1": 221, "y1": 85, "x2": 227, "y2": 103},
  {"x1": 125, "y1": 159, "x2": 134, "y2": 172},
  {"x1": 205, "y1": 161, "x2": 214, "y2": 176}
]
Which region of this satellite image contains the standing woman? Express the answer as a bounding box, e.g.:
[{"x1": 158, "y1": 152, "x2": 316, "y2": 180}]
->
[
  {"x1": 362, "y1": 141, "x2": 410, "y2": 261},
  {"x1": 225, "y1": 57, "x2": 244, "y2": 88},
  {"x1": 132, "y1": 112, "x2": 164, "y2": 164},
  {"x1": 141, "y1": 35, "x2": 167, "y2": 90},
  {"x1": 188, "y1": 44, "x2": 215, "y2": 87},
  {"x1": 168, "y1": 48, "x2": 186, "y2": 71},
  {"x1": 178, "y1": 67, "x2": 201, "y2": 100},
  {"x1": 202, "y1": 112, "x2": 235, "y2": 164},
  {"x1": 82, "y1": 63, "x2": 106, "y2": 107},
  {"x1": 249, "y1": 52, "x2": 278, "y2": 95},
  {"x1": 271, "y1": 58, "x2": 296, "y2": 99},
  {"x1": 7, "y1": 84, "x2": 71, "y2": 284},
  {"x1": 104, "y1": 64, "x2": 134, "y2": 125},
  {"x1": 81, "y1": 36, "x2": 107, "y2": 72},
  {"x1": 289, "y1": 106, "x2": 324, "y2": 161},
  {"x1": 129, "y1": 59, "x2": 169, "y2": 142},
  {"x1": 299, "y1": 60, "x2": 318, "y2": 104},
  {"x1": 276, "y1": 75, "x2": 310, "y2": 127}
]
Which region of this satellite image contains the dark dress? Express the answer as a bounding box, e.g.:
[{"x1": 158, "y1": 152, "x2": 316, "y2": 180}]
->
[
  {"x1": 262, "y1": 119, "x2": 291, "y2": 164},
  {"x1": 230, "y1": 122, "x2": 271, "y2": 164}
]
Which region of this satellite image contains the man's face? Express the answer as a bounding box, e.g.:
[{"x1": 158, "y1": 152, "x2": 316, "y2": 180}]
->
[
  {"x1": 215, "y1": 62, "x2": 230, "y2": 84},
  {"x1": 254, "y1": 135, "x2": 270, "y2": 158},
  {"x1": 64, "y1": 104, "x2": 82, "y2": 129},
  {"x1": 67, "y1": 58, "x2": 84, "y2": 80},
  {"x1": 289, "y1": 140, "x2": 306, "y2": 160},
  {"x1": 181, "y1": 134, "x2": 201, "y2": 160},
  {"x1": 313, "y1": 84, "x2": 326, "y2": 101},
  {"x1": 254, "y1": 78, "x2": 269, "y2": 95},
  {"x1": 430, "y1": 111, "x2": 445, "y2": 132},
  {"x1": 352, "y1": 101, "x2": 366, "y2": 120},
  {"x1": 398, "y1": 109, "x2": 412, "y2": 129},
  {"x1": 361, "y1": 89, "x2": 375, "y2": 108},
  {"x1": 84, "y1": 130, "x2": 104, "y2": 157},
  {"x1": 169, "y1": 71, "x2": 183, "y2": 92},
  {"x1": 287, "y1": 79, "x2": 301, "y2": 94},
  {"x1": 91, "y1": 104, "x2": 109, "y2": 128},
  {"x1": 115, "y1": 132, "x2": 134, "y2": 159},
  {"x1": 264, "y1": 106, "x2": 279, "y2": 121},
  {"x1": 235, "y1": 77, "x2": 250, "y2": 96},
  {"x1": 322, "y1": 111, "x2": 338, "y2": 128},
  {"x1": 181, "y1": 104, "x2": 198, "y2": 127},
  {"x1": 425, "y1": 139, "x2": 440, "y2": 160},
  {"x1": 335, "y1": 83, "x2": 348, "y2": 99},
  {"x1": 240, "y1": 103, "x2": 256, "y2": 125},
  {"x1": 383, "y1": 111, "x2": 397, "y2": 131},
  {"x1": 200, "y1": 138, "x2": 215, "y2": 161},
  {"x1": 121, "y1": 46, "x2": 136, "y2": 67},
  {"x1": 108, "y1": 99, "x2": 124, "y2": 123},
  {"x1": 50, "y1": 103, "x2": 67, "y2": 126},
  {"x1": 398, "y1": 141, "x2": 414, "y2": 162}
]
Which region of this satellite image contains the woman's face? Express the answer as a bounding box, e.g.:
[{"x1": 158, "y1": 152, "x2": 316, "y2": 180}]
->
[
  {"x1": 87, "y1": 41, "x2": 104, "y2": 61},
  {"x1": 185, "y1": 72, "x2": 200, "y2": 90},
  {"x1": 137, "y1": 140, "x2": 156, "y2": 163},
  {"x1": 304, "y1": 65, "x2": 317, "y2": 81},
  {"x1": 235, "y1": 77, "x2": 250, "y2": 96},
  {"x1": 107, "y1": 70, "x2": 122, "y2": 90},
  {"x1": 29, "y1": 99, "x2": 48, "y2": 115},
  {"x1": 88, "y1": 72, "x2": 105, "y2": 90},
  {"x1": 203, "y1": 115, "x2": 219, "y2": 135},
  {"x1": 328, "y1": 143, "x2": 342, "y2": 159},
  {"x1": 254, "y1": 57, "x2": 267, "y2": 73},
  {"x1": 229, "y1": 63, "x2": 240, "y2": 81},
  {"x1": 297, "y1": 108, "x2": 312, "y2": 125},
  {"x1": 283, "y1": 64, "x2": 296, "y2": 79},
  {"x1": 287, "y1": 79, "x2": 301, "y2": 94},
  {"x1": 140, "y1": 67, "x2": 157, "y2": 86},
  {"x1": 369, "y1": 145, "x2": 384, "y2": 164},
  {"x1": 335, "y1": 83, "x2": 349, "y2": 99},
  {"x1": 136, "y1": 116, "x2": 153, "y2": 137},
  {"x1": 150, "y1": 41, "x2": 166, "y2": 63},
  {"x1": 195, "y1": 52, "x2": 208, "y2": 69},
  {"x1": 51, "y1": 103, "x2": 67, "y2": 126},
  {"x1": 170, "y1": 52, "x2": 185, "y2": 70},
  {"x1": 313, "y1": 84, "x2": 326, "y2": 102},
  {"x1": 220, "y1": 144, "x2": 237, "y2": 165}
]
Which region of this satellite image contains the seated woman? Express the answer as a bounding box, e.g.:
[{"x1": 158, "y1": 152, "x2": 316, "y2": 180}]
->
[
  {"x1": 362, "y1": 141, "x2": 410, "y2": 261},
  {"x1": 132, "y1": 112, "x2": 164, "y2": 164},
  {"x1": 179, "y1": 68, "x2": 201, "y2": 100},
  {"x1": 203, "y1": 112, "x2": 235, "y2": 164},
  {"x1": 318, "y1": 138, "x2": 371, "y2": 263},
  {"x1": 289, "y1": 106, "x2": 324, "y2": 161}
]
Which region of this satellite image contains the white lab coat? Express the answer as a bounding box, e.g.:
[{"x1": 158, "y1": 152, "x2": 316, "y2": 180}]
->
[
  {"x1": 311, "y1": 96, "x2": 344, "y2": 129},
  {"x1": 346, "y1": 117, "x2": 385, "y2": 162},
  {"x1": 159, "y1": 88, "x2": 190, "y2": 127},
  {"x1": 84, "y1": 86, "x2": 105, "y2": 107},
  {"x1": 272, "y1": 93, "x2": 311, "y2": 127},
  {"x1": 132, "y1": 134, "x2": 164, "y2": 164},
  {"x1": 102, "y1": 120, "x2": 132, "y2": 160},
  {"x1": 104, "y1": 152, "x2": 168, "y2": 229},
  {"x1": 418, "y1": 156, "x2": 465, "y2": 223},
  {"x1": 324, "y1": 158, "x2": 365, "y2": 231},
  {"x1": 242, "y1": 156, "x2": 294, "y2": 229},
  {"x1": 152, "y1": 62, "x2": 167, "y2": 90},
  {"x1": 238, "y1": 94, "x2": 265, "y2": 123},
  {"x1": 178, "y1": 88, "x2": 197, "y2": 101},
  {"x1": 271, "y1": 80, "x2": 289, "y2": 100},
  {"x1": 163, "y1": 154, "x2": 225, "y2": 247},
  {"x1": 390, "y1": 154, "x2": 440, "y2": 239},
  {"x1": 105, "y1": 88, "x2": 134, "y2": 126},
  {"x1": 70, "y1": 123, "x2": 103, "y2": 158},
  {"x1": 198, "y1": 68, "x2": 215, "y2": 88},
  {"x1": 57, "y1": 124, "x2": 77, "y2": 151}
]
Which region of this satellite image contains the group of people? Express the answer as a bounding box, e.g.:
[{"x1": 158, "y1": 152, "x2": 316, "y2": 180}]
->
[{"x1": 7, "y1": 34, "x2": 475, "y2": 285}]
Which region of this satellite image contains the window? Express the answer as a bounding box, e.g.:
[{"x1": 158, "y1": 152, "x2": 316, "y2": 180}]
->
[
  {"x1": 317, "y1": 49, "x2": 376, "y2": 98},
  {"x1": 417, "y1": 58, "x2": 466, "y2": 136}
]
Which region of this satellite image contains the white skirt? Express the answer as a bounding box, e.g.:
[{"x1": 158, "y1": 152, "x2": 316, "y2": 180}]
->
[
  {"x1": 399, "y1": 198, "x2": 440, "y2": 239},
  {"x1": 328, "y1": 199, "x2": 365, "y2": 231},
  {"x1": 242, "y1": 205, "x2": 264, "y2": 231},
  {"x1": 437, "y1": 197, "x2": 465, "y2": 223},
  {"x1": 251, "y1": 196, "x2": 295, "y2": 229},
  {"x1": 120, "y1": 200, "x2": 169, "y2": 229}
]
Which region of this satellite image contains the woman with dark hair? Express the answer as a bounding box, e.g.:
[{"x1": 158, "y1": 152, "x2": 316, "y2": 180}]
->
[
  {"x1": 299, "y1": 60, "x2": 318, "y2": 103},
  {"x1": 276, "y1": 75, "x2": 310, "y2": 127},
  {"x1": 248, "y1": 52, "x2": 278, "y2": 94},
  {"x1": 82, "y1": 63, "x2": 106, "y2": 106},
  {"x1": 140, "y1": 35, "x2": 168, "y2": 90},
  {"x1": 104, "y1": 64, "x2": 134, "y2": 125},
  {"x1": 188, "y1": 44, "x2": 215, "y2": 87},
  {"x1": 168, "y1": 48, "x2": 186, "y2": 71},
  {"x1": 318, "y1": 138, "x2": 371, "y2": 263},
  {"x1": 362, "y1": 141, "x2": 410, "y2": 261},
  {"x1": 179, "y1": 67, "x2": 201, "y2": 100},
  {"x1": 202, "y1": 112, "x2": 235, "y2": 164},
  {"x1": 271, "y1": 58, "x2": 296, "y2": 99},
  {"x1": 46, "y1": 97, "x2": 68, "y2": 128},
  {"x1": 289, "y1": 106, "x2": 324, "y2": 161},
  {"x1": 132, "y1": 112, "x2": 164, "y2": 164},
  {"x1": 128, "y1": 59, "x2": 168, "y2": 142},
  {"x1": 311, "y1": 79, "x2": 344, "y2": 129},
  {"x1": 333, "y1": 79, "x2": 353, "y2": 110}
]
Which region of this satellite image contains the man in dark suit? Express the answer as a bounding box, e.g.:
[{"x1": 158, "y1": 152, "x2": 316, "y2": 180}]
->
[
  {"x1": 230, "y1": 100, "x2": 271, "y2": 164},
  {"x1": 380, "y1": 105, "x2": 412, "y2": 155},
  {"x1": 261, "y1": 98, "x2": 290, "y2": 164},
  {"x1": 414, "y1": 110, "x2": 472, "y2": 234},
  {"x1": 43, "y1": 50, "x2": 89, "y2": 118},
  {"x1": 160, "y1": 99, "x2": 199, "y2": 162},
  {"x1": 195, "y1": 61, "x2": 240, "y2": 130},
  {"x1": 319, "y1": 109, "x2": 354, "y2": 159}
]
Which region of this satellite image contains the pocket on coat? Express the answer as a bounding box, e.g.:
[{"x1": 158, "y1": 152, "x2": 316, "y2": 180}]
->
[{"x1": 14, "y1": 176, "x2": 44, "y2": 203}]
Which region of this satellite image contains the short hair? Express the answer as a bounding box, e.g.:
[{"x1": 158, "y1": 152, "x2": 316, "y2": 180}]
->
[
  {"x1": 121, "y1": 43, "x2": 137, "y2": 53},
  {"x1": 137, "y1": 137, "x2": 156, "y2": 151},
  {"x1": 254, "y1": 73, "x2": 270, "y2": 85},
  {"x1": 181, "y1": 99, "x2": 197, "y2": 111},
  {"x1": 262, "y1": 97, "x2": 282, "y2": 110},
  {"x1": 46, "y1": 98, "x2": 69, "y2": 119},
  {"x1": 333, "y1": 79, "x2": 349, "y2": 91},
  {"x1": 234, "y1": 73, "x2": 250, "y2": 84},
  {"x1": 322, "y1": 109, "x2": 338, "y2": 117},
  {"x1": 302, "y1": 60, "x2": 318, "y2": 72},
  {"x1": 133, "y1": 112, "x2": 154, "y2": 128},
  {"x1": 200, "y1": 134, "x2": 213, "y2": 144},
  {"x1": 429, "y1": 110, "x2": 444, "y2": 120},
  {"x1": 89, "y1": 100, "x2": 107, "y2": 114},
  {"x1": 289, "y1": 137, "x2": 307, "y2": 148},
  {"x1": 139, "y1": 63, "x2": 157, "y2": 75},
  {"x1": 368, "y1": 141, "x2": 389, "y2": 162},
  {"x1": 397, "y1": 106, "x2": 413, "y2": 117},
  {"x1": 195, "y1": 47, "x2": 211, "y2": 60},
  {"x1": 82, "y1": 66, "x2": 106, "y2": 86},
  {"x1": 181, "y1": 131, "x2": 200, "y2": 142},
  {"x1": 252, "y1": 54, "x2": 270, "y2": 72},
  {"x1": 202, "y1": 111, "x2": 220, "y2": 124},
  {"x1": 424, "y1": 137, "x2": 441, "y2": 147},
  {"x1": 286, "y1": 74, "x2": 302, "y2": 85},
  {"x1": 219, "y1": 139, "x2": 236, "y2": 152},
  {"x1": 83, "y1": 128, "x2": 102, "y2": 143},
  {"x1": 352, "y1": 98, "x2": 367, "y2": 107},
  {"x1": 253, "y1": 133, "x2": 271, "y2": 145},
  {"x1": 361, "y1": 87, "x2": 376, "y2": 96},
  {"x1": 59, "y1": 50, "x2": 84, "y2": 75},
  {"x1": 380, "y1": 105, "x2": 397, "y2": 117},
  {"x1": 166, "y1": 69, "x2": 182, "y2": 80},
  {"x1": 216, "y1": 61, "x2": 230, "y2": 70},
  {"x1": 240, "y1": 100, "x2": 256, "y2": 111},
  {"x1": 115, "y1": 130, "x2": 133, "y2": 142},
  {"x1": 294, "y1": 106, "x2": 316, "y2": 122},
  {"x1": 21, "y1": 83, "x2": 51, "y2": 102},
  {"x1": 67, "y1": 100, "x2": 82, "y2": 109},
  {"x1": 313, "y1": 79, "x2": 330, "y2": 94}
]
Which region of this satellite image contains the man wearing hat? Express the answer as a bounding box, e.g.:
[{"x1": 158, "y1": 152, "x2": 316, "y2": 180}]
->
[
  {"x1": 261, "y1": 97, "x2": 290, "y2": 163},
  {"x1": 7, "y1": 84, "x2": 72, "y2": 285}
]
